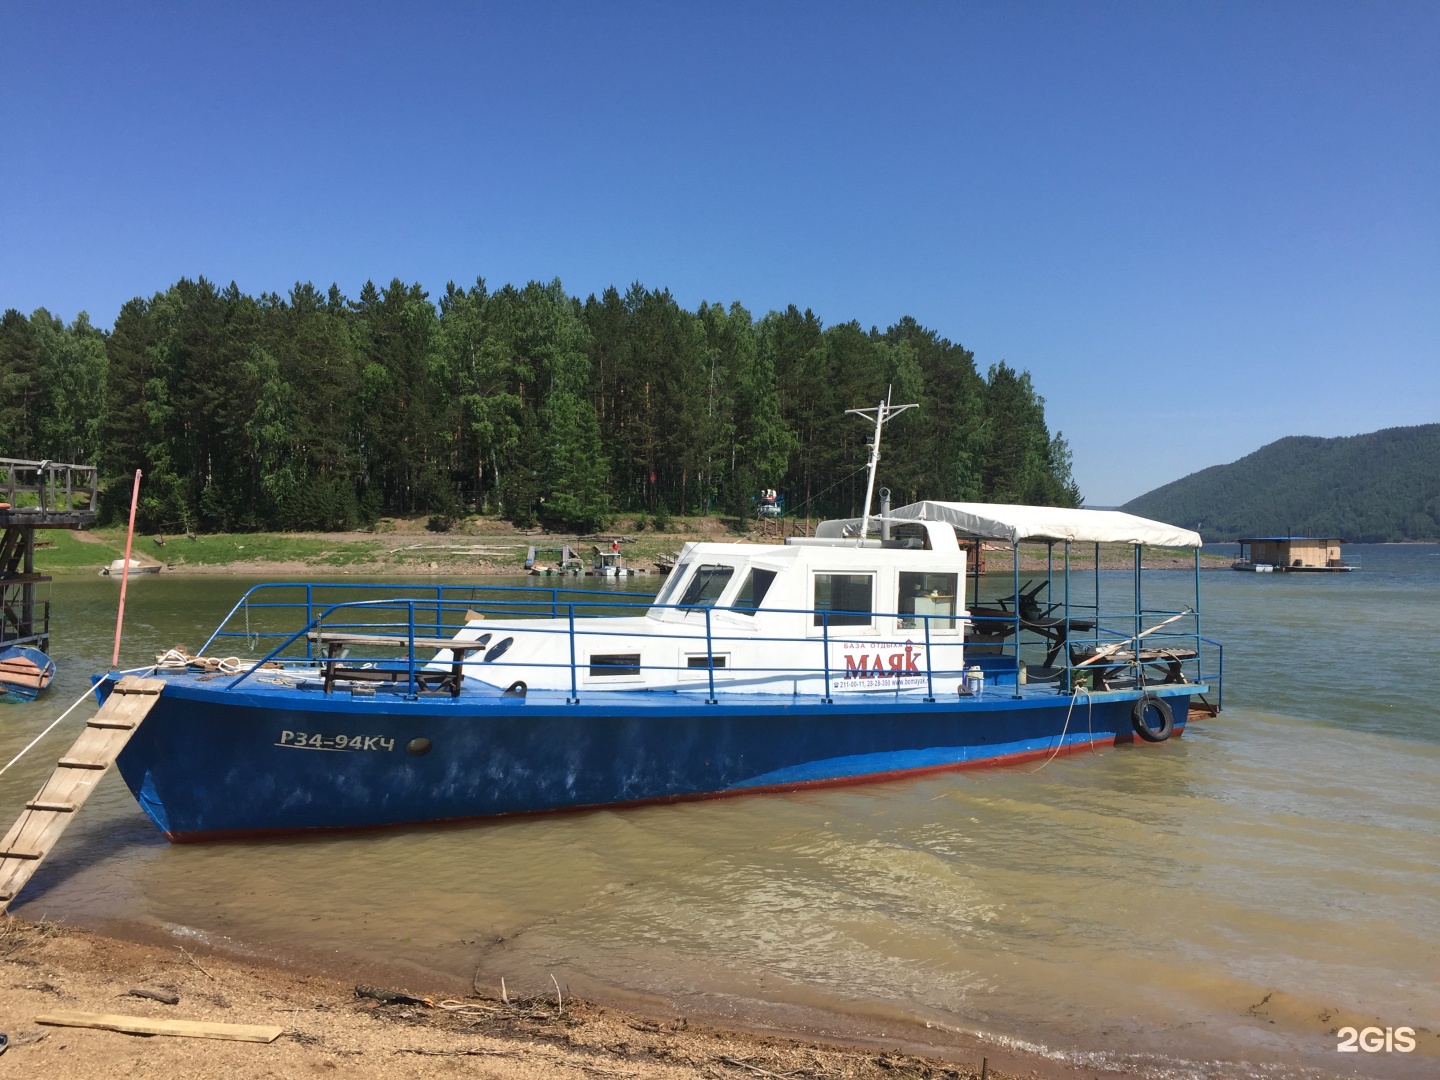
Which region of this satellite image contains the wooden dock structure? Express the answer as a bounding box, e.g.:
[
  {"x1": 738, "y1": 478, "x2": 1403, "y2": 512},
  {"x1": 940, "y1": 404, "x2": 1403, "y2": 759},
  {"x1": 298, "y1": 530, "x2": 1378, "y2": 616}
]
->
[
  {"x1": 1, "y1": 457, "x2": 98, "y2": 652},
  {"x1": 0, "y1": 675, "x2": 165, "y2": 912}
]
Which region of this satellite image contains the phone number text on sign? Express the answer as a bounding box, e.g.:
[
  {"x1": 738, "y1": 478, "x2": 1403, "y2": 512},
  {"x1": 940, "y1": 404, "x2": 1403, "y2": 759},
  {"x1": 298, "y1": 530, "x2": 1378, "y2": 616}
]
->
[{"x1": 276, "y1": 730, "x2": 396, "y2": 752}]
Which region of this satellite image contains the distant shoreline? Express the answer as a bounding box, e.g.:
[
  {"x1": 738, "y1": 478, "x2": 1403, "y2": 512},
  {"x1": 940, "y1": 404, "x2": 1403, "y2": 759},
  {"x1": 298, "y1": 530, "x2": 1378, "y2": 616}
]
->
[{"x1": 39, "y1": 520, "x2": 1234, "y2": 579}]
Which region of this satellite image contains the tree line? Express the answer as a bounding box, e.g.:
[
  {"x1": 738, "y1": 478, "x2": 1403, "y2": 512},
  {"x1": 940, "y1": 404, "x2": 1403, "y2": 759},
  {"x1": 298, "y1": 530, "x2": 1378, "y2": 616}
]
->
[{"x1": 0, "y1": 277, "x2": 1080, "y2": 533}]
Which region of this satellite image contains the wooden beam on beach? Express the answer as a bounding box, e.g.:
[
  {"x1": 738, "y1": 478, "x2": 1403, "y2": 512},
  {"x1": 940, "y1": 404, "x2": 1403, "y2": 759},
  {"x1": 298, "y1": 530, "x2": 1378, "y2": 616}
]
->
[
  {"x1": 0, "y1": 675, "x2": 165, "y2": 913},
  {"x1": 36, "y1": 1010, "x2": 284, "y2": 1043}
]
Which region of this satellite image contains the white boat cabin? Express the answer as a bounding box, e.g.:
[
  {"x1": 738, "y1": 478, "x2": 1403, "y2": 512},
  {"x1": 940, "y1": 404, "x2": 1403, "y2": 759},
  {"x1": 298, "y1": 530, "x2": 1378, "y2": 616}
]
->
[
  {"x1": 430, "y1": 500, "x2": 1201, "y2": 697},
  {"x1": 435, "y1": 518, "x2": 969, "y2": 695}
]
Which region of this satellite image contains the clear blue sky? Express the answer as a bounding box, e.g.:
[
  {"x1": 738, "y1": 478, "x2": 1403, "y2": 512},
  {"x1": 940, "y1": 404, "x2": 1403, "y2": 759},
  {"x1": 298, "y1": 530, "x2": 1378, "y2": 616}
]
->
[{"x1": 3, "y1": 2, "x2": 1436, "y2": 505}]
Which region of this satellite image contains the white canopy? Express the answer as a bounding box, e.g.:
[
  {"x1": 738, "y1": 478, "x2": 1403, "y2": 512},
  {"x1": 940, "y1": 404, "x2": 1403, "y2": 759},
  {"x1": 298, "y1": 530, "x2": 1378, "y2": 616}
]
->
[{"x1": 819, "y1": 501, "x2": 1202, "y2": 548}]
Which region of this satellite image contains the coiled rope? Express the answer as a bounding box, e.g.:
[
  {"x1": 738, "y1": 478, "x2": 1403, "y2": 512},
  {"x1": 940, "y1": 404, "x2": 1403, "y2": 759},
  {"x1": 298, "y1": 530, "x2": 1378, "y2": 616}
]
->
[{"x1": 156, "y1": 649, "x2": 243, "y2": 673}]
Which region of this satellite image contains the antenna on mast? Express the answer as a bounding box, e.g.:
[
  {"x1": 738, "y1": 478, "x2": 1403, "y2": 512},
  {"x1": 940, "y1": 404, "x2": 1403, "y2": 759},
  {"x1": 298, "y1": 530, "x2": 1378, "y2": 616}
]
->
[{"x1": 845, "y1": 386, "x2": 918, "y2": 541}]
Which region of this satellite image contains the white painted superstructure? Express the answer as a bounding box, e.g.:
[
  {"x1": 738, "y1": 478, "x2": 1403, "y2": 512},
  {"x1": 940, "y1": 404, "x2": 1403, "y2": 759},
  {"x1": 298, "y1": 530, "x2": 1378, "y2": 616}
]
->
[{"x1": 433, "y1": 520, "x2": 970, "y2": 696}]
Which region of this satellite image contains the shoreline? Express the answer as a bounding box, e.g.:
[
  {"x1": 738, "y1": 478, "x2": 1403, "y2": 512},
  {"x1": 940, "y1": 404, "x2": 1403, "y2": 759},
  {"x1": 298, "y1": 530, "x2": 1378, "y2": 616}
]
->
[
  {"x1": 43, "y1": 523, "x2": 1235, "y2": 578},
  {"x1": 0, "y1": 915, "x2": 1106, "y2": 1079}
]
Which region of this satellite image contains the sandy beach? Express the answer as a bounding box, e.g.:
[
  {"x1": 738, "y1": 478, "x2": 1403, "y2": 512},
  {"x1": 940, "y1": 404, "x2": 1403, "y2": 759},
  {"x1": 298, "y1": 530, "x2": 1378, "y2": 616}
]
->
[{"x1": 0, "y1": 917, "x2": 1094, "y2": 1080}]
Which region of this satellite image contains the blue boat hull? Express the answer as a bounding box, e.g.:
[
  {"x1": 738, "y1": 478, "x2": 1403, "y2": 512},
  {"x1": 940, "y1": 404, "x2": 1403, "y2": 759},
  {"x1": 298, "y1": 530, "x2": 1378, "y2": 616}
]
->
[{"x1": 105, "y1": 675, "x2": 1194, "y2": 841}]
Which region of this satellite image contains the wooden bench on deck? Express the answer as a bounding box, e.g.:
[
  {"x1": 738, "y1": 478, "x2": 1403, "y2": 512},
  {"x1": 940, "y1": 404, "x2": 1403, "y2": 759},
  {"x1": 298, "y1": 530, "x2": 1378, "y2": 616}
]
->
[
  {"x1": 1071, "y1": 646, "x2": 1199, "y2": 688},
  {"x1": 305, "y1": 631, "x2": 485, "y2": 697}
]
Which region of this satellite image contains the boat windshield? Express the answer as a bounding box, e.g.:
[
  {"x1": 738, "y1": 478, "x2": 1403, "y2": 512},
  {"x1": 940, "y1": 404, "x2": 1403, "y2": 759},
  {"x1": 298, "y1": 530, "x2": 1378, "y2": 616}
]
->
[
  {"x1": 678, "y1": 565, "x2": 735, "y2": 609},
  {"x1": 729, "y1": 568, "x2": 776, "y2": 616},
  {"x1": 652, "y1": 563, "x2": 691, "y2": 608}
]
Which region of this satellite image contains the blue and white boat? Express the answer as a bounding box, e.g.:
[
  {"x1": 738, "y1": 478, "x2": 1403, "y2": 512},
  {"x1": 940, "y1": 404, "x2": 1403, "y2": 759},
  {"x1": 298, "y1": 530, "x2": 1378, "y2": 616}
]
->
[
  {"x1": 96, "y1": 495, "x2": 1221, "y2": 841},
  {"x1": 85, "y1": 396, "x2": 1218, "y2": 840}
]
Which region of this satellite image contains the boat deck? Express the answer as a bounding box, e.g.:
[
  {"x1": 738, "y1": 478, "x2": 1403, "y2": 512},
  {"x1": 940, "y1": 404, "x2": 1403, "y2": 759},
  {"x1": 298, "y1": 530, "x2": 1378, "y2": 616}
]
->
[{"x1": 144, "y1": 665, "x2": 1203, "y2": 714}]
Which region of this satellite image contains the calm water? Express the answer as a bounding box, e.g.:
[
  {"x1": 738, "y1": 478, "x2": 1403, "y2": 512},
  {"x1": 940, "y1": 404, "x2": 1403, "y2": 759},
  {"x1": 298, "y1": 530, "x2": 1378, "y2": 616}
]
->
[{"x1": 4, "y1": 546, "x2": 1438, "y2": 1079}]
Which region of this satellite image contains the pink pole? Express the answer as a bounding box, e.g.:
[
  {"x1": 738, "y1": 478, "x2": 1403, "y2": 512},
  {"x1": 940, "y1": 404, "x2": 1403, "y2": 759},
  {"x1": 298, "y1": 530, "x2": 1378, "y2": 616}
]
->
[{"x1": 111, "y1": 469, "x2": 143, "y2": 670}]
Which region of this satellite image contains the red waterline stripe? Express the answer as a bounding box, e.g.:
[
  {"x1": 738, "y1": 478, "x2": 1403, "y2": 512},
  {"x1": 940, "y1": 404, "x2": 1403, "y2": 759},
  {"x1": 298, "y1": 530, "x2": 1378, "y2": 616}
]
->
[{"x1": 163, "y1": 720, "x2": 1190, "y2": 844}]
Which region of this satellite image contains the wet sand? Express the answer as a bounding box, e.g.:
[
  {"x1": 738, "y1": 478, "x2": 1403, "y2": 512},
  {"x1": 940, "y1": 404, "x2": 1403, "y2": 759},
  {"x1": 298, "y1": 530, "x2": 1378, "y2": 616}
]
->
[{"x1": 0, "y1": 917, "x2": 1088, "y2": 1080}]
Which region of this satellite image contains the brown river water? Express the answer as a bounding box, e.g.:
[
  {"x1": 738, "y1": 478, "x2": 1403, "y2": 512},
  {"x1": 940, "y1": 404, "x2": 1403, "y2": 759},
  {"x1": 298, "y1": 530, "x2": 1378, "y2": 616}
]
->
[{"x1": 4, "y1": 549, "x2": 1438, "y2": 1079}]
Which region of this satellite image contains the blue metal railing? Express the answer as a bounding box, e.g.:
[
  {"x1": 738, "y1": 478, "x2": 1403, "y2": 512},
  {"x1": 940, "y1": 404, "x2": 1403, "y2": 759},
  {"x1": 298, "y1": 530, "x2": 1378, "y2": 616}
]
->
[
  {"x1": 194, "y1": 580, "x2": 1220, "y2": 706},
  {"x1": 209, "y1": 588, "x2": 972, "y2": 699}
]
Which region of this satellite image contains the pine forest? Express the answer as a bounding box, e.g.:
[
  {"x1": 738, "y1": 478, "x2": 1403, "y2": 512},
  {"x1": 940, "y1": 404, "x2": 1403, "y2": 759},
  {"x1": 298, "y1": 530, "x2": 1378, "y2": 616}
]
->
[{"x1": 0, "y1": 277, "x2": 1081, "y2": 533}]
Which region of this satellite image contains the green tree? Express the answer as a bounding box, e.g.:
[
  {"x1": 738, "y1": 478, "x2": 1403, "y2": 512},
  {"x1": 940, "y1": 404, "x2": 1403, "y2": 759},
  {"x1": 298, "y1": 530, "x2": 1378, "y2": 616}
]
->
[
  {"x1": 102, "y1": 297, "x2": 157, "y2": 477},
  {"x1": 538, "y1": 391, "x2": 609, "y2": 532},
  {"x1": 979, "y1": 362, "x2": 1077, "y2": 506},
  {"x1": 259, "y1": 282, "x2": 364, "y2": 529},
  {"x1": 31, "y1": 309, "x2": 109, "y2": 463},
  {"x1": 353, "y1": 279, "x2": 446, "y2": 516},
  {"x1": 0, "y1": 310, "x2": 42, "y2": 458},
  {"x1": 718, "y1": 304, "x2": 793, "y2": 519},
  {"x1": 14, "y1": 272, "x2": 1083, "y2": 533},
  {"x1": 882, "y1": 317, "x2": 987, "y2": 502}
]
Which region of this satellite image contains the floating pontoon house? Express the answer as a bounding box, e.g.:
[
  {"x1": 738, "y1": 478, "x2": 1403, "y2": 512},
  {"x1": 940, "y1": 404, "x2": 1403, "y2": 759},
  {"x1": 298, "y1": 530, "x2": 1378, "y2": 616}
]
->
[{"x1": 1232, "y1": 536, "x2": 1353, "y2": 572}]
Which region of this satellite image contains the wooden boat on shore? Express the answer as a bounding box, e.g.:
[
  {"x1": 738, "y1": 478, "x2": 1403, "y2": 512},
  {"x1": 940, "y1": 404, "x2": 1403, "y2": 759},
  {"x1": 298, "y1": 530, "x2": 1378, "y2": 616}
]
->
[{"x1": 0, "y1": 645, "x2": 56, "y2": 703}]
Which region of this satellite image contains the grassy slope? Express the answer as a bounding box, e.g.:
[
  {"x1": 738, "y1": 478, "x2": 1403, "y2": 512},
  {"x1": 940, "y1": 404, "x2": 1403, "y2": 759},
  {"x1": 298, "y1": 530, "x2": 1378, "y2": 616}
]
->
[
  {"x1": 29, "y1": 518, "x2": 729, "y2": 576},
  {"x1": 32, "y1": 528, "x2": 389, "y2": 575},
  {"x1": 28, "y1": 528, "x2": 126, "y2": 571}
]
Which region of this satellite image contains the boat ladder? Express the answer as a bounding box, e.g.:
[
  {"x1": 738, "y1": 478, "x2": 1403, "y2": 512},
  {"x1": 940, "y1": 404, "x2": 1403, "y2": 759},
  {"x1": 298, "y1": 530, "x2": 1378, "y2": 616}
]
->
[{"x1": 0, "y1": 675, "x2": 165, "y2": 913}]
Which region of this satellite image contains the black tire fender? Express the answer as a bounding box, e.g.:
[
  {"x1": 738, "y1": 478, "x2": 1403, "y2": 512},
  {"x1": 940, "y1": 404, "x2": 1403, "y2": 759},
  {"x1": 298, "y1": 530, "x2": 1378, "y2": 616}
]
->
[{"x1": 1132, "y1": 696, "x2": 1175, "y2": 742}]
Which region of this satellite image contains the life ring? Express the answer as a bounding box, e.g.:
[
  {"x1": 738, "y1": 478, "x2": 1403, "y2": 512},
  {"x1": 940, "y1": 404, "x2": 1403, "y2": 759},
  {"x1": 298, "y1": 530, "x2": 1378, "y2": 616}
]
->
[{"x1": 1131, "y1": 696, "x2": 1174, "y2": 742}]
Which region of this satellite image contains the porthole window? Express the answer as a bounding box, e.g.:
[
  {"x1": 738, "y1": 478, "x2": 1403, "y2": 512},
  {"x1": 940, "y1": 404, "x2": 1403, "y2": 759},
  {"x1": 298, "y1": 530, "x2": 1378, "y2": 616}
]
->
[{"x1": 483, "y1": 636, "x2": 514, "y2": 663}]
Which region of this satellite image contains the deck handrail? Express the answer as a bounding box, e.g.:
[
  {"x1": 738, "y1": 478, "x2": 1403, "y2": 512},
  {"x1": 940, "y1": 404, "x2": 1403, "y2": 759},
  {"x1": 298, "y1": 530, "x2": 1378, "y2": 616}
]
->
[
  {"x1": 218, "y1": 593, "x2": 975, "y2": 694},
  {"x1": 205, "y1": 586, "x2": 1213, "y2": 705},
  {"x1": 0, "y1": 458, "x2": 99, "y2": 515}
]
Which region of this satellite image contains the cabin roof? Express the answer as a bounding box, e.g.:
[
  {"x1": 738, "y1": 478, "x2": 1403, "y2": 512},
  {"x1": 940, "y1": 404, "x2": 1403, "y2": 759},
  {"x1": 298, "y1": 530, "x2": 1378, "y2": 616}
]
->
[
  {"x1": 878, "y1": 501, "x2": 1203, "y2": 548},
  {"x1": 1237, "y1": 536, "x2": 1346, "y2": 543}
]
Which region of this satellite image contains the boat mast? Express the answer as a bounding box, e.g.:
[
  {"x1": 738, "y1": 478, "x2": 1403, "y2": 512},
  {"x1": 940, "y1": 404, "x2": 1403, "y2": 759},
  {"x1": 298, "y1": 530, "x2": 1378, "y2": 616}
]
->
[{"x1": 846, "y1": 387, "x2": 918, "y2": 541}]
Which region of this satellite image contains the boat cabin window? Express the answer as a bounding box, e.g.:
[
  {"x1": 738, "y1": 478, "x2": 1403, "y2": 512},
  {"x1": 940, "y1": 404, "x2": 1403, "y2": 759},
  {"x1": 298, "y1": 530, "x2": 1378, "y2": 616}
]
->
[
  {"x1": 730, "y1": 568, "x2": 776, "y2": 616},
  {"x1": 898, "y1": 572, "x2": 958, "y2": 629},
  {"x1": 813, "y1": 573, "x2": 873, "y2": 627},
  {"x1": 590, "y1": 653, "x2": 641, "y2": 676},
  {"x1": 679, "y1": 565, "x2": 735, "y2": 609},
  {"x1": 889, "y1": 522, "x2": 931, "y2": 549},
  {"x1": 653, "y1": 563, "x2": 690, "y2": 608}
]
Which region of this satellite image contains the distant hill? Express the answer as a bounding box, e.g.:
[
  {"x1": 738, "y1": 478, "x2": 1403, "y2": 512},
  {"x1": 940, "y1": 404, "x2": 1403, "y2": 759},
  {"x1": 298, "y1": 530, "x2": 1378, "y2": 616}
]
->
[{"x1": 1121, "y1": 424, "x2": 1440, "y2": 542}]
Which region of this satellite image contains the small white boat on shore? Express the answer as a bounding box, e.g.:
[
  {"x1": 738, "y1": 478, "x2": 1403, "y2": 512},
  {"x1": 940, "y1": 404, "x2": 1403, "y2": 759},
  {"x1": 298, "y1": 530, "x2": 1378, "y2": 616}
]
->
[{"x1": 100, "y1": 558, "x2": 162, "y2": 577}]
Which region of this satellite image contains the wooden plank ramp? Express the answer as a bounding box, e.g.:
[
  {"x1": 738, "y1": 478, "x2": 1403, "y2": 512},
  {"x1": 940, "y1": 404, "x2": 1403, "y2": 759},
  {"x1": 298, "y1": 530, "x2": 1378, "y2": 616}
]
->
[{"x1": 0, "y1": 675, "x2": 165, "y2": 913}]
